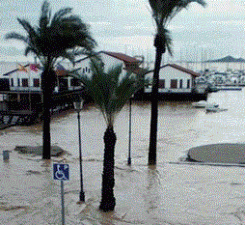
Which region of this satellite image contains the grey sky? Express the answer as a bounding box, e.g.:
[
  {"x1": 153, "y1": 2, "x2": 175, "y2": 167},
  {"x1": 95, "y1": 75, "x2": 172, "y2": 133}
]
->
[{"x1": 1, "y1": 0, "x2": 245, "y2": 62}]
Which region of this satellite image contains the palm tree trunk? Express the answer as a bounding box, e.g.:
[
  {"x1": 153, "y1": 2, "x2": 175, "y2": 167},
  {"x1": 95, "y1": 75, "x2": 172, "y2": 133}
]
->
[
  {"x1": 42, "y1": 69, "x2": 52, "y2": 160},
  {"x1": 148, "y1": 34, "x2": 165, "y2": 165},
  {"x1": 99, "y1": 126, "x2": 116, "y2": 212},
  {"x1": 41, "y1": 58, "x2": 57, "y2": 160}
]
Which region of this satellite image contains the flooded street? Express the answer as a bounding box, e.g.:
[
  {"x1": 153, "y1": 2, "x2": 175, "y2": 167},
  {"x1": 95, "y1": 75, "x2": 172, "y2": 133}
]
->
[{"x1": 1, "y1": 89, "x2": 245, "y2": 224}]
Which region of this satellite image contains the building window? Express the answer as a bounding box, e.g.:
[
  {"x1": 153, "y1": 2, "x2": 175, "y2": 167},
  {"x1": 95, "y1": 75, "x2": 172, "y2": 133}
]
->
[
  {"x1": 10, "y1": 78, "x2": 14, "y2": 87},
  {"x1": 59, "y1": 78, "x2": 68, "y2": 91},
  {"x1": 33, "y1": 78, "x2": 40, "y2": 87},
  {"x1": 22, "y1": 79, "x2": 28, "y2": 87},
  {"x1": 180, "y1": 79, "x2": 183, "y2": 88},
  {"x1": 187, "y1": 79, "x2": 190, "y2": 88},
  {"x1": 158, "y1": 79, "x2": 165, "y2": 88},
  {"x1": 170, "y1": 79, "x2": 178, "y2": 89},
  {"x1": 71, "y1": 78, "x2": 80, "y2": 87}
]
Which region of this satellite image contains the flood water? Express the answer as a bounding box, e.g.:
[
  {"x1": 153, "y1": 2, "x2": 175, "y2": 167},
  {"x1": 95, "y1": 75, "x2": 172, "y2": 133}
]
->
[{"x1": 1, "y1": 89, "x2": 245, "y2": 224}]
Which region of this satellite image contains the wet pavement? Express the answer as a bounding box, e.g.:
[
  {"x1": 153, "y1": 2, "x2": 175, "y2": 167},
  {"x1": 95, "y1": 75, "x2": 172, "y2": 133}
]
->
[{"x1": 1, "y1": 89, "x2": 245, "y2": 224}]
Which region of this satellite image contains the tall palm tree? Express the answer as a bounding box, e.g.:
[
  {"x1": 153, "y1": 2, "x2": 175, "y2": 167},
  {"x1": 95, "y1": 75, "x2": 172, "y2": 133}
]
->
[
  {"x1": 148, "y1": 0, "x2": 206, "y2": 165},
  {"x1": 5, "y1": 1, "x2": 96, "y2": 159},
  {"x1": 80, "y1": 59, "x2": 146, "y2": 212}
]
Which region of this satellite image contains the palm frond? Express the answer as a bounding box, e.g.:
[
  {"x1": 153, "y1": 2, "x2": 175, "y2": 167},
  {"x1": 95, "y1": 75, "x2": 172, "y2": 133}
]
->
[
  {"x1": 39, "y1": 0, "x2": 51, "y2": 30},
  {"x1": 168, "y1": 0, "x2": 206, "y2": 20},
  {"x1": 149, "y1": 0, "x2": 206, "y2": 55},
  {"x1": 149, "y1": 0, "x2": 206, "y2": 26},
  {"x1": 17, "y1": 19, "x2": 36, "y2": 38},
  {"x1": 158, "y1": 28, "x2": 173, "y2": 55},
  {"x1": 24, "y1": 46, "x2": 38, "y2": 57},
  {"x1": 114, "y1": 74, "x2": 137, "y2": 113},
  {"x1": 59, "y1": 14, "x2": 82, "y2": 26},
  {"x1": 80, "y1": 59, "x2": 147, "y2": 127},
  {"x1": 5, "y1": 32, "x2": 28, "y2": 43},
  {"x1": 5, "y1": 0, "x2": 96, "y2": 71},
  {"x1": 59, "y1": 16, "x2": 96, "y2": 51},
  {"x1": 71, "y1": 48, "x2": 95, "y2": 57},
  {"x1": 51, "y1": 7, "x2": 72, "y2": 26},
  {"x1": 59, "y1": 51, "x2": 76, "y2": 64},
  {"x1": 81, "y1": 70, "x2": 109, "y2": 122}
]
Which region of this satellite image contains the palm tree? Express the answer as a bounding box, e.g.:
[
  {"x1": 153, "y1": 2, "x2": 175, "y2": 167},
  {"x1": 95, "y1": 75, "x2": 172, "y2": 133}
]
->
[
  {"x1": 148, "y1": 0, "x2": 206, "y2": 165},
  {"x1": 80, "y1": 59, "x2": 146, "y2": 212},
  {"x1": 5, "y1": 1, "x2": 96, "y2": 159}
]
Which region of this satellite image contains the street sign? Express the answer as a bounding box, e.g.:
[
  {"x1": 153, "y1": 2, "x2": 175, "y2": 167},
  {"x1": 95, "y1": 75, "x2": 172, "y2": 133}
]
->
[
  {"x1": 53, "y1": 163, "x2": 69, "y2": 181},
  {"x1": 53, "y1": 163, "x2": 70, "y2": 225}
]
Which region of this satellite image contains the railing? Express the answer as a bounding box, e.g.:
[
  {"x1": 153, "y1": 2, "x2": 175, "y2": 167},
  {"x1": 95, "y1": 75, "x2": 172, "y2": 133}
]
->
[
  {"x1": 9, "y1": 86, "x2": 41, "y2": 92},
  {"x1": 144, "y1": 87, "x2": 192, "y2": 93}
]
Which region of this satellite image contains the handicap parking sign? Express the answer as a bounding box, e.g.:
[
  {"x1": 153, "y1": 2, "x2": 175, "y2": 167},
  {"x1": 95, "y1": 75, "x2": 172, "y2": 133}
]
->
[{"x1": 53, "y1": 163, "x2": 69, "y2": 181}]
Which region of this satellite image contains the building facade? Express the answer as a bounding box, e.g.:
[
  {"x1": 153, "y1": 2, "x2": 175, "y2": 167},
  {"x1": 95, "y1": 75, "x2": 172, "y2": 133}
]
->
[{"x1": 145, "y1": 64, "x2": 199, "y2": 94}]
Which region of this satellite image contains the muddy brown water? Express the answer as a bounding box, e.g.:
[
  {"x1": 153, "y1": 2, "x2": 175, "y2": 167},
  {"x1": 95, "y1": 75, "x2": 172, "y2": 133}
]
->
[{"x1": 1, "y1": 89, "x2": 245, "y2": 224}]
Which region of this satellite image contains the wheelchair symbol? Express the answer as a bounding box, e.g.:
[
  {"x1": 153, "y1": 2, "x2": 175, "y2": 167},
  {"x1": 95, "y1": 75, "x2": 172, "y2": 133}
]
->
[{"x1": 53, "y1": 164, "x2": 69, "y2": 181}]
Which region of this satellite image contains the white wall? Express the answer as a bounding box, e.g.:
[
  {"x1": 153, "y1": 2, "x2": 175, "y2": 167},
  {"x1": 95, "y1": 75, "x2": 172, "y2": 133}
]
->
[
  {"x1": 8, "y1": 65, "x2": 81, "y2": 92},
  {"x1": 74, "y1": 58, "x2": 91, "y2": 76},
  {"x1": 160, "y1": 66, "x2": 193, "y2": 89},
  {"x1": 145, "y1": 65, "x2": 194, "y2": 93},
  {"x1": 9, "y1": 70, "x2": 41, "y2": 91},
  {"x1": 74, "y1": 52, "x2": 127, "y2": 78},
  {"x1": 100, "y1": 53, "x2": 129, "y2": 78},
  {"x1": 100, "y1": 54, "x2": 124, "y2": 69}
]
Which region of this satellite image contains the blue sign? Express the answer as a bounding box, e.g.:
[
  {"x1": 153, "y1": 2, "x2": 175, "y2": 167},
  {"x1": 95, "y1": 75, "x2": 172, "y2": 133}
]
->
[{"x1": 53, "y1": 163, "x2": 69, "y2": 181}]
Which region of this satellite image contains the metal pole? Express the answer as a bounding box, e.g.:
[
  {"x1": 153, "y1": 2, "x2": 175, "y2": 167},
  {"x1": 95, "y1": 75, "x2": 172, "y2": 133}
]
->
[
  {"x1": 77, "y1": 111, "x2": 85, "y2": 202},
  {"x1": 61, "y1": 180, "x2": 65, "y2": 225},
  {"x1": 128, "y1": 97, "x2": 132, "y2": 165},
  {"x1": 3, "y1": 150, "x2": 9, "y2": 161}
]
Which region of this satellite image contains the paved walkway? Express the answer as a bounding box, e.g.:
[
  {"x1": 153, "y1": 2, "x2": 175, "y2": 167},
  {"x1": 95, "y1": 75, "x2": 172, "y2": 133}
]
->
[{"x1": 187, "y1": 143, "x2": 245, "y2": 164}]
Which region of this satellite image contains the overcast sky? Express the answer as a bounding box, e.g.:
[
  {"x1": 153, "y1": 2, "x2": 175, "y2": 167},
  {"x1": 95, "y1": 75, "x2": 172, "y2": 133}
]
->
[{"x1": 1, "y1": 0, "x2": 245, "y2": 63}]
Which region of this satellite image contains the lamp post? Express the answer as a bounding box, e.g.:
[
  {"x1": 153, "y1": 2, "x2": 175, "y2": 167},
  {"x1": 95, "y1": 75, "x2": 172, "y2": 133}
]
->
[
  {"x1": 128, "y1": 96, "x2": 132, "y2": 165},
  {"x1": 74, "y1": 99, "x2": 85, "y2": 202}
]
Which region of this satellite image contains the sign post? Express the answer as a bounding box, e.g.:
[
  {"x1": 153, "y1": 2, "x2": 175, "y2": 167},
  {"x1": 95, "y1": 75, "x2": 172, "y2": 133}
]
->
[{"x1": 53, "y1": 163, "x2": 69, "y2": 225}]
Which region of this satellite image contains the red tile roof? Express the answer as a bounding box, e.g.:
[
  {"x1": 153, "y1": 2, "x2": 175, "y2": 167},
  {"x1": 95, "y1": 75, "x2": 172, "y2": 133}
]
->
[
  {"x1": 3, "y1": 64, "x2": 30, "y2": 76},
  {"x1": 146, "y1": 63, "x2": 200, "y2": 77},
  {"x1": 102, "y1": 51, "x2": 141, "y2": 64},
  {"x1": 164, "y1": 64, "x2": 200, "y2": 77}
]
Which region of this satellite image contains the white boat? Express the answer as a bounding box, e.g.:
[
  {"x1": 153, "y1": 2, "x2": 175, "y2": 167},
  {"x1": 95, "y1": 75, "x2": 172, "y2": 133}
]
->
[
  {"x1": 205, "y1": 104, "x2": 219, "y2": 112},
  {"x1": 206, "y1": 105, "x2": 228, "y2": 113},
  {"x1": 217, "y1": 86, "x2": 242, "y2": 91},
  {"x1": 192, "y1": 101, "x2": 219, "y2": 109}
]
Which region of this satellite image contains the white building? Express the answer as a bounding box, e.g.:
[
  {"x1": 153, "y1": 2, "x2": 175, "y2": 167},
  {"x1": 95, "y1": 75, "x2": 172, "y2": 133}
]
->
[
  {"x1": 0, "y1": 51, "x2": 147, "y2": 109},
  {"x1": 144, "y1": 64, "x2": 200, "y2": 94},
  {"x1": 0, "y1": 63, "x2": 82, "y2": 112},
  {"x1": 5, "y1": 64, "x2": 42, "y2": 92},
  {"x1": 0, "y1": 51, "x2": 145, "y2": 96},
  {"x1": 74, "y1": 51, "x2": 144, "y2": 78},
  {"x1": 3, "y1": 63, "x2": 81, "y2": 93}
]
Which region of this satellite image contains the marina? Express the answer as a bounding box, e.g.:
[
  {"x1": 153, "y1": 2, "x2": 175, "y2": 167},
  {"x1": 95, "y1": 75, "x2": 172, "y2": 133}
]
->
[{"x1": 0, "y1": 59, "x2": 245, "y2": 128}]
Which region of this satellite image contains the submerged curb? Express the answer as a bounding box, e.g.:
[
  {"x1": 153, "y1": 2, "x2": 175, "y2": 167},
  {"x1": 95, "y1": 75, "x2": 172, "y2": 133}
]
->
[{"x1": 14, "y1": 145, "x2": 66, "y2": 156}]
